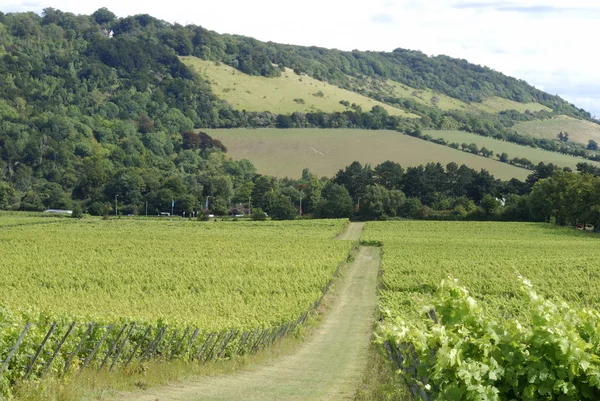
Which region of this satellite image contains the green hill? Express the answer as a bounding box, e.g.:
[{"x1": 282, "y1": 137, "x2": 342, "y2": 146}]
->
[
  {"x1": 182, "y1": 57, "x2": 418, "y2": 118},
  {"x1": 515, "y1": 116, "x2": 600, "y2": 146},
  {"x1": 0, "y1": 7, "x2": 597, "y2": 215},
  {"x1": 206, "y1": 128, "x2": 530, "y2": 180},
  {"x1": 425, "y1": 130, "x2": 600, "y2": 170}
]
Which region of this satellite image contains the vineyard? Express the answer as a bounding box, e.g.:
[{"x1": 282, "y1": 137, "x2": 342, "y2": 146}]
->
[
  {"x1": 0, "y1": 217, "x2": 352, "y2": 396},
  {"x1": 365, "y1": 221, "x2": 600, "y2": 399}
]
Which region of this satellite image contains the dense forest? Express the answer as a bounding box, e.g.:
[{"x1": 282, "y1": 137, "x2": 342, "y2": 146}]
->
[{"x1": 0, "y1": 8, "x2": 598, "y2": 226}]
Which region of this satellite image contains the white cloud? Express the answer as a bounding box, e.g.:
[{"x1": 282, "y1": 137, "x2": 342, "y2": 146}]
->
[{"x1": 3, "y1": 0, "x2": 600, "y2": 115}]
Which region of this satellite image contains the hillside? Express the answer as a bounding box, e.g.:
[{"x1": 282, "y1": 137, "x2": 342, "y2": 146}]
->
[
  {"x1": 206, "y1": 128, "x2": 530, "y2": 180},
  {"x1": 0, "y1": 7, "x2": 598, "y2": 216},
  {"x1": 425, "y1": 130, "x2": 600, "y2": 171},
  {"x1": 182, "y1": 57, "x2": 418, "y2": 117},
  {"x1": 515, "y1": 116, "x2": 600, "y2": 146}
]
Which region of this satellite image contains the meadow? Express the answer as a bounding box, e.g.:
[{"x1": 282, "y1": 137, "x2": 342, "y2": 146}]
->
[
  {"x1": 181, "y1": 57, "x2": 418, "y2": 118},
  {"x1": 206, "y1": 128, "x2": 530, "y2": 180},
  {"x1": 515, "y1": 115, "x2": 600, "y2": 145},
  {"x1": 425, "y1": 129, "x2": 600, "y2": 170}
]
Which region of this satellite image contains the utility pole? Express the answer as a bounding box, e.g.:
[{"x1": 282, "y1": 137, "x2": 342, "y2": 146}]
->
[
  {"x1": 145, "y1": 201, "x2": 148, "y2": 217},
  {"x1": 115, "y1": 194, "x2": 119, "y2": 216}
]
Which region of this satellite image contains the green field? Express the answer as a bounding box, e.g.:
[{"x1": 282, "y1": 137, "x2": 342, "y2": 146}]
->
[
  {"x1": 364, "y1": 221, "x2": 600, "y2": 321},
  {"x1": 356, "y1": 77, "x2": 550, "y2": 113},
  {"x1": 206, "y1": 128, "x2": 530, "y2": 180},
  {"x1": 366, "y1": 221, "x2": 600, "y2": 399},
  {"x1": 515, "y1": 115, "x2": 600, "y2": 145},
  {"x1": 0, "y1": 218, "x2": 350, "y2": 329},
  {"x1": 425, "y1": 129, "x2": 600, "y2": 170},
  {"x1": 182, "y1": 57, "x2": 418, "y2": 118},
  {"x1": 0, "y1": 217, "x2": 352, "y2": 393}
]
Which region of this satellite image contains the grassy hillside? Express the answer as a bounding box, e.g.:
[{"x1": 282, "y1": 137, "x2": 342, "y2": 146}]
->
[
  {"x1": 514, "y1": 116, "x2": 600, "y2": 145},
  {"x1": 182, "y1": 57, "x2": 418, "y2": 118},
  {"x1": 426, "y1": 130, "x2": 600, "y2": 170},
  {"x1": 206, "y1": 128, "x2": 530, "y2": 180},
  {"x1": 360, "y1": 78, "x2": 550, "y2": 114}
]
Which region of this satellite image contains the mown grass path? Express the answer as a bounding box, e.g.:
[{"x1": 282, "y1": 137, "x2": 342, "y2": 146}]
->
[{"x1": 115, "y1": 223, "x2": 378, "y2": 400}]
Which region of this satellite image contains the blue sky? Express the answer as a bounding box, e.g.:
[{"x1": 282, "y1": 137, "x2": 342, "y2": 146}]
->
[{"x1": 3, "y1": 0, "x2": 600, "y2": 117}]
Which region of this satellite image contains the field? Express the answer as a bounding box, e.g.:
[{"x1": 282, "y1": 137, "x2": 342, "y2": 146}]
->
[
  {"x1": 0, "y1": 217, "x2": 352, "y2": 393},
  {"x1": 181, "y1": 57, "x2": 418, "y2": 118},
  {"x1": 355, "y1": 77, "x2": 550, "y2": 113},
  {"x1": 0, "y1": 218, "x2": 351, "y2": 329},
  {"x1": 425, "y1": 129, "x2": 600, "y2": 170},
  {"x1": 366, "y1": 221, "x2": 600, "y2": 398},
  {"x1": 206, "y1": 128, "x2": 530, "y2": 180},
  {"x1": 515, "y1": 115, "x2": 600, "y2": 145},
  {"x1": 363, "y1": 221, "x2": 600, "y2": 321}
]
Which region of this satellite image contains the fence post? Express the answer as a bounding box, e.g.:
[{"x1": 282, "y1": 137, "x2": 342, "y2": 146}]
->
[
  {"x1": 0, "y1": 323, "x2": 31, "y2": 377},
  {"x1": 98, "y1": 323, "x2": 127, "y2": 372},
  {"x1": 42, "y1": 322, "x2": 75, "y2": 376},
  {"x1": 195, "y1": 332, "x2": 214, "y2": 361},
  {"x1": 25, "y1": 322, "x2": 56, "y2": 380},
  {"x1": 203, "y1": 331, "x2": 225, "y2": 363},
  {"x1": 80, "y1": 325, "x2": 113, "y2": 374},
  {"x1": 64, "y1": 322, "x2": 94, "y2": 375},
  {"x1": 124, "y1": 325, "x2": 152, "y2": 368},
  {"x1": 147, "y1": 326, "x2": 167, "y2": 360},
  {"x1": 217, "y1": 330, "x2": 238, "y2": 359},
  {"x1": 110, "y1": 323, "x2": 136, "y2": 372},
  {"x1": 182, "y1": 328, "x2": 200, "y2": 357},
  {"x1": 170, "y1": 327, "x2": 190, "y2": 359}
]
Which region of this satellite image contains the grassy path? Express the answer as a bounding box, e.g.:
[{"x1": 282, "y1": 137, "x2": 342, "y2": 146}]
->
[
  {"x1": 113, "y1": 223, "x2": 378, "y2": 401},
  {"x1": 336, "y1": 222, "x2": 364, "y2": 241}
]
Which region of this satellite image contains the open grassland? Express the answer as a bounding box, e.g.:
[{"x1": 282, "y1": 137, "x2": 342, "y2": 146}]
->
[
  {"x1": 425, "y1": 129, "x2": 600, "y2": 169},
  {"x1": 515, "y1": 115, "x2": 600, "y2": 145},
  {"x1": 356, "y1": 77, "x2": 549, "y2": 113},
  {"x1": 206, "y1": 128, "x2": 529, "y2": 180},
  {"x1": 363, "y1": 221, "x2": 600, "y2": 321},
  {"x1": 0, "y1": 218, "x2": 350, "y2": 329},
  {"x1": 181, "y1": 57, "x2": 418, "y2": 118}
]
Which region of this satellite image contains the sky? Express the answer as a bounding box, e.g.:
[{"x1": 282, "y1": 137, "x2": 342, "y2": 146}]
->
[{"x1": 3, "y1": 0, "x2": 600, "y2": 117}]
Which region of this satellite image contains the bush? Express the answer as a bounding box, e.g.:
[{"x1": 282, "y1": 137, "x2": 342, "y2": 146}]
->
[
  {"x1": 72, "y1": 204, "x2": 83, "y2": 219},
  {"x1": 251, "y1": 208, "x2": 267, "y2": 221}
]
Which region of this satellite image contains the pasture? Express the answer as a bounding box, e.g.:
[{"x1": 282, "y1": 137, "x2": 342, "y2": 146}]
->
[
  {"x1": 181, "y1": 56, "x2": 418, "y2": 118},
  {"x1": 515, "y1": 115, "x2": 600, "y2": 145},
  {"x1": 426, "y1": 129, "x2": 600, "y2": 170}
]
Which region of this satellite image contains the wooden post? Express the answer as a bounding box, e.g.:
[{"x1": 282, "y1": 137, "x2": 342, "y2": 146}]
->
[
  {"x1": 64, "y1": 322, "x2": 94, "y2": 375},
  {"x1": 98, "y1": 324, "x2": 127, "y2": 372},
  {"x1": 110, "y1": 323, "x2": 136, "y2": 372},
  {"x1": 217, "y1": 330, "x2": 238, "y2": 359},
  {"x1": 0, "y1": 323, "x2": 31, "y2": 377},
  {"x1": 147, "y1": 326, "x2": 167, "y2": 360},
  {"x1": 42, "y1": 322, "x2": 75, "y2": 376},
  {"x1": 80, "y1": 325, "x2": 113, "y2": 374},
  {"x1": 171, "y1": 327, "x2": 190, "y2": 359},
  {"x1": 182, "y1": 328, "x2": 200, "y2": 357},
  {"x1": 25, "y1": 322, "x2": 56, "y2": 380},
  {"x1": 124, "y1": 325, "x2": 152, "y2": 368},
  {"x1": 195, "y1": 332, "x2": 214, "y2": 361}
]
